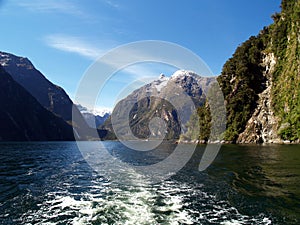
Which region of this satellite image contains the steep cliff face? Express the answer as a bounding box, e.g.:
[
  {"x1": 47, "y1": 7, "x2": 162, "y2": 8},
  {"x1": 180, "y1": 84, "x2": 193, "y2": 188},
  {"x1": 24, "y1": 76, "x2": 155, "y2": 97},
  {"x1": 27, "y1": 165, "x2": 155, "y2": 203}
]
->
[
  {"x1": 0, "y1": 52, "x2": 73, "y2": 121},
  {"x1": 0, "y1": 66, "x2": 74, "y2": 141},
  {"x1": 106, "y1": 0, "x2": 298, "y2": 143},
  {"x1": 217, "y1": 35, "x2": 268, "y2": 142},
  {"x1": 218, "y1": 0, "x2": 300, "y2": 143},
  {"x1": 0, "y1": 51, "x2": 95, "y2": 140},
  {"x1": 270, "y1": 0, "x2": 300, "y2": 142},
  {"x1": 237, "y1": 53, "x2": 280, "y2": 143}
]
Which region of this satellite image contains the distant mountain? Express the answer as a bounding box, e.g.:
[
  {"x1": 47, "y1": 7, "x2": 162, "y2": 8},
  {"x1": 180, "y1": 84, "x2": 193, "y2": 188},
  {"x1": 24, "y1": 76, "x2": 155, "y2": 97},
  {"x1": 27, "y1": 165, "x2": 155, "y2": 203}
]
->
[
  {"x1": 0, "y1": 66, "x2": 74, "y2": 141},
  {"x1": 76, "y1": 104, "x2": 110, "y2": 128},
  {"x1": 104, "y1": 71, "x2": 215, "y2": 140},
  {"x1": 0, "y1": 51, "x2": 95, "y2": 140}
]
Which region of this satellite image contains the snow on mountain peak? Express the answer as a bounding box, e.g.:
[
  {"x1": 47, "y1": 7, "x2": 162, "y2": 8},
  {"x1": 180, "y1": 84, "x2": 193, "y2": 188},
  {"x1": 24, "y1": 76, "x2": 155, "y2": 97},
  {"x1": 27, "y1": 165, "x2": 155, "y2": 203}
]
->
[
  {"x1": 0, "y1": 52, "x2": 10, "y2": 67},
  {"x1": 0, "y1": 51, "x2": 34, "y2": 69},
  {"x1": 92, "y1": 108, "x2": 112, "y2": 117},
  {"x1": 153, "y1": 73, "x2": 169, "y2": 92},
  {"x1": 170, "y1": 70, "x2": 198, "y2": 79},
  {"x1": 159, "y1": 73, "x2": 165, "y2": 79},
  {"x1": 76, "y1": 104, "x2": 111, "y2": 117}
]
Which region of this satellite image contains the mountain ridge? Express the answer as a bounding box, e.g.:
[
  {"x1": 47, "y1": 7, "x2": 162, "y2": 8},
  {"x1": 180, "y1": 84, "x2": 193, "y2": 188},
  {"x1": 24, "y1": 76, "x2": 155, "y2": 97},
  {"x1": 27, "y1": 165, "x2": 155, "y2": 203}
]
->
[
  {"x1": 0, "y1": 51, "x2": 103, "y2": 140},
  {"x1": 103, "y1": 71, "x2": 216, "y2": 140},
  {"x1": 76, "y1": 104, "x2": 110, "y2": 129},
  {"x1": 0, "y1": 65, "x2": 74, "y2": 141},
  {"x1": 0, "y1": 51, "x2": 72, "y2": 121},
  {"x1": 0, "y1": 0, "x2": 298, "y2": 143}
]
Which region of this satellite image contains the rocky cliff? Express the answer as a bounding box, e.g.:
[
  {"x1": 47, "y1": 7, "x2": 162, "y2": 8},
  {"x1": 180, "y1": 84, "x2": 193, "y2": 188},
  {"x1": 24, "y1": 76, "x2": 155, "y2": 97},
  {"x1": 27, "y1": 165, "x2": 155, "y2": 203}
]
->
[
  {"x1": 0, "y1": 51, "x2": 89, "y2": 130},
  {"x1": 104, "y1": 0, "x2": 299, "y2": 144},
  {"x1": 0, "y1": 51, "x2": 97, "y2": 140},
  {"x1": 218, "y1": 0, "x2": 300, "y2": 143},
  {"x1": 0, "y1": 52, "x2": 73, "y2": 121},
  {"x1": 236, "y1": 53, "x2": 280, "y2": 143},
  {"x1": 0, "y1": 66, "x2": 74, "y2": 141}
]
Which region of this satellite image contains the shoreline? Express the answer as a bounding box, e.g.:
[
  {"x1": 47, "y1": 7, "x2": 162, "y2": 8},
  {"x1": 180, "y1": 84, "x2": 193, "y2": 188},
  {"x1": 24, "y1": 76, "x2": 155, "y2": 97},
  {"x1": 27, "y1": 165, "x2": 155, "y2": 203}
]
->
[
  {"x1": 0, "y1": 139, "x2": 299, "y2": 144},
  {"x1": 177, "y1": 139, "x2": 300, "y2": 145}
]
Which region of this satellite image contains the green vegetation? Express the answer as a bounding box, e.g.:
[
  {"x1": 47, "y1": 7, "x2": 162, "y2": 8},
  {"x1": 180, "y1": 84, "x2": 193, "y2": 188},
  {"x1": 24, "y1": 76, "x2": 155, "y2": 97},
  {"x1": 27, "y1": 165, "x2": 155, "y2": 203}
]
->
[
  {"x1": 215, "y1": 0, "x2": 300, "y2": 142},
  {"x1": 106, "y1": 0, "x2": 299, "y2": 143},
  {"x1": 187, "y1": 0, "x2": 300, "y2": 143},
  {"x1": 270, "y1": 0, "x2": 300, "y2": 141},
  {"x1": 197, "y1": 103, "x2": 212, "y2": 141},
  {"x1": 217, "y1": 35, "x2": 268, "y2": 142},
  {"x1": 183, "y1": 102, "x2": 211, "y2": 142},
  {"x1": 182, "y1": 82, "x2": 226, "y2": 142}
]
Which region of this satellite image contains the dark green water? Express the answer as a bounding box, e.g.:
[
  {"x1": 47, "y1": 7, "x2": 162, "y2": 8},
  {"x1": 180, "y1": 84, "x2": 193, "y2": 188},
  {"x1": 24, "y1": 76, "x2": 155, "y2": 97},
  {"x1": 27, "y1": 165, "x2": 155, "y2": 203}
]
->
[{"x1": 0, "y1": 142, "x2": 299, "y2": 224}]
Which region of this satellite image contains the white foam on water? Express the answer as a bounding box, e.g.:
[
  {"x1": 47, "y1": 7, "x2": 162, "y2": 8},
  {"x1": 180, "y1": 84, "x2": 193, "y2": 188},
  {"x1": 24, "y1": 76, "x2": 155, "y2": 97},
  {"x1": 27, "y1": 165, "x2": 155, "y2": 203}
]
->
[
  {"x1": 221, "y1": 216, "x2": 272, "y2": 225},
  {"x1": 21, "y1": 170, "x2": 273, "y2": 225}
]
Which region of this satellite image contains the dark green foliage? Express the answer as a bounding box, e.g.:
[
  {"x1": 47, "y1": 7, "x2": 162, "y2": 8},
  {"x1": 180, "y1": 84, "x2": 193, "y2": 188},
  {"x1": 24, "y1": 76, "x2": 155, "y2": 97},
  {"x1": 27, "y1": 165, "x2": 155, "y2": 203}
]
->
[
  {"x1": 217, "y1": 0, "x2": 300, "y2": 142},
  {"x1": 217, "y1": 35, "x2": 267, "y2": 142},
  {"x1": 183, "y1": 81, "x2": 226, "y2": 142},
  {"x1": 279, "y1": 125, "x2": 299, "y2": 141},
  {"x1": 197, "y1": 103, "x2": 212, "y2": 142},
  {"x1": 181, "y1": 102, "x2": 211, "y2": 142}
]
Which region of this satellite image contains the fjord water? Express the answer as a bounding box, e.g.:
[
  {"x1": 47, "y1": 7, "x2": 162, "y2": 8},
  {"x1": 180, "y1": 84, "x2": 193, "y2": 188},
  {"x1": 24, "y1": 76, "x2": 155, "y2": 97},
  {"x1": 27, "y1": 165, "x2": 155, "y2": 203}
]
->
[{"x1": 0, "y1": 142, "x2": 299, "y2": 224}]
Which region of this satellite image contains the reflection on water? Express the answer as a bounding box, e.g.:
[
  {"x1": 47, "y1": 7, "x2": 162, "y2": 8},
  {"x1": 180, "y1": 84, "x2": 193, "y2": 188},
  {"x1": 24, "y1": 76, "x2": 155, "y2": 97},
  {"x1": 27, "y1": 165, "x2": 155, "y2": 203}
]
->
[
  {"x1": 204, "y1": 144, "x2": 300, "y2": 224},
  {"x1": 0, "y1": 142, "x2": 299, "y2": 224}
]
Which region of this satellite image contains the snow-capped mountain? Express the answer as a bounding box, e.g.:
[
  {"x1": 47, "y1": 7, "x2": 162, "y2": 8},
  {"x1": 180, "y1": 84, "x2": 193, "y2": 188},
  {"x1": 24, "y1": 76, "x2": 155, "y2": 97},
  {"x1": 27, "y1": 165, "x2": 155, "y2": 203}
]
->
[
  {"x1": 76, "y1": 104, "x2": 110, "y2": 128},
  {"x1": 104, "y1": 70, "x2": 216, "y2": 140}
]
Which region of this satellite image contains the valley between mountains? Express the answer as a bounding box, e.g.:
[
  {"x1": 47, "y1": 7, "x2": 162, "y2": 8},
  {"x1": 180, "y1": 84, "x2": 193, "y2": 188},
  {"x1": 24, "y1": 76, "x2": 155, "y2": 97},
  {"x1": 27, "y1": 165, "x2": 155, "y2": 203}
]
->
[{"x1": 0, "y1": 0, "x2": 299, "y2": 143}]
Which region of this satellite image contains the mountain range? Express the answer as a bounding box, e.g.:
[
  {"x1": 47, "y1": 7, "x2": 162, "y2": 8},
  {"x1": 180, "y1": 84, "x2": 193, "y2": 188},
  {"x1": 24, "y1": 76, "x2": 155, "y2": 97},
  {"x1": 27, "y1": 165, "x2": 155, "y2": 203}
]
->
[
  {"x1": 76, "y1": 104, "x2": 110, "y2": 129},
  {"x1": 0, "y1": 0, "x2": 298, "y2": 143},
  {"x1": 104, "y1": 0, "x2": 299, "y2": 143},
  {"x1": 0, "y1": 52, "x2": 106, "y2": 141},
  {"x1": 103, "y1": 71, "x2": 215, "y2": 140}
]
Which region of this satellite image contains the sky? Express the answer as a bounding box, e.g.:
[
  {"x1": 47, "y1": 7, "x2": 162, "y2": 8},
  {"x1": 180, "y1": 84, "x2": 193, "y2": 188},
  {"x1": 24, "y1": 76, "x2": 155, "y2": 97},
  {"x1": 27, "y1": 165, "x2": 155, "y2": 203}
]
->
[{"x1": 0, "y1": 0, "x2": 281, "y2": 113}]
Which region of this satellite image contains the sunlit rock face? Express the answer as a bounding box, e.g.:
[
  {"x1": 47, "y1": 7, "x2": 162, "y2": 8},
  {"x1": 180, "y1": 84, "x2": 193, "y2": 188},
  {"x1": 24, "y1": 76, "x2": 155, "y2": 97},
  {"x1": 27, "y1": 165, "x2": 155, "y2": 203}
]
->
[{"x1": 104, "y1": 70, "x2": 215, "y2": 140}]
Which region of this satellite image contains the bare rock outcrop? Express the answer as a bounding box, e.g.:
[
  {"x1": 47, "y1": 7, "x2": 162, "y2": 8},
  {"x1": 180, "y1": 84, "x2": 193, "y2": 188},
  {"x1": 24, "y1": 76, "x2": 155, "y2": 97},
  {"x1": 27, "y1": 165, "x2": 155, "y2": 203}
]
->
[{"x1": 237, "y1": 53, "x2": 282, "y2": 143}]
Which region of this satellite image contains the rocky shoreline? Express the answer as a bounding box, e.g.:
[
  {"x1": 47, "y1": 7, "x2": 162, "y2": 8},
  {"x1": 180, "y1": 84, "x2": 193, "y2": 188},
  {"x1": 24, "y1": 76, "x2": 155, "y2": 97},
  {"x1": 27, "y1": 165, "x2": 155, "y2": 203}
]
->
[{"x1": 178, "y1": 139, "x2": 300, "y2": 145}]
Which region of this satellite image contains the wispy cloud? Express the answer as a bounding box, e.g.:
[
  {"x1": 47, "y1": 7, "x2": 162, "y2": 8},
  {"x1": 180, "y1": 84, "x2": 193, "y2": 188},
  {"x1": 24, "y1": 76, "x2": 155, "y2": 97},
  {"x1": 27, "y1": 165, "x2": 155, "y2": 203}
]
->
[
  {"x1": 44, "y1": 34, "x2": 172, "y2": 78},
  {"x1": 16, "y1": 0, "x2": 88, "y2": 18},
  {"x1": 103, "y1": 0, "x2": 120, "y2": 9},
  {"x1": 44, "y1": 34, "x2": 106, "y2": 60},
  {"x1": 44, "y1": 35, "x2": 177, "y2": 79}
]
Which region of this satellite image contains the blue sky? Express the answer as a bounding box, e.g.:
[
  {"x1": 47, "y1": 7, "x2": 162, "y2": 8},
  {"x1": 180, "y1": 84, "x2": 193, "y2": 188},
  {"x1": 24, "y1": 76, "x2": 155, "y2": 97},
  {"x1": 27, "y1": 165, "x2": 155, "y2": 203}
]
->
[{"x1": 0, "y1": 0, "x2": 281, "y2": 112}]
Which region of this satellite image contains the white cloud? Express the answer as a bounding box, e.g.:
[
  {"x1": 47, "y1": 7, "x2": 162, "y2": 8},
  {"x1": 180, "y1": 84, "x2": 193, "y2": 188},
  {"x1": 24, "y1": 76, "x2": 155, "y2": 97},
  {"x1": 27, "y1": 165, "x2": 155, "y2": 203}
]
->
[
  {"x1": 16, "y1": 0, "x2": 87, "y2": 17},
  {"x1": 44, "y1": 34, "x2": 106, "y2": 60},
  {"x1": 44, "y1": 35, "x2": 176, "y2": 78}
]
